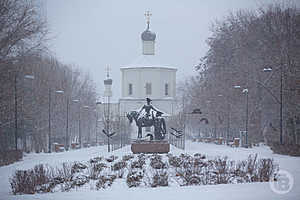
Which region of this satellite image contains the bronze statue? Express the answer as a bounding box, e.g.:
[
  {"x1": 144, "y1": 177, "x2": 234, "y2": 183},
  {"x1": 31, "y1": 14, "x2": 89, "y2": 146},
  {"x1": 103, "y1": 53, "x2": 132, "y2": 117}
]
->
[{"x1": 127, "y1": 98, "x2": 166, "y2": 140}]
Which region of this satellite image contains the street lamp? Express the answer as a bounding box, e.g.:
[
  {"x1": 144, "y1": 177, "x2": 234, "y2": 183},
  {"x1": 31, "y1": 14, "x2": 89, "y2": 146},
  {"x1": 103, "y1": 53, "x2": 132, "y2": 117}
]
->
[
  {"x1": 72, "y1": 99, "x2": 81, "y2": 148},
  {"x1": 234, "y1": 86, "x2": 249, "y2": 147},
  {"x1": 65, "y1": 97, "x2": 70, "y2": 151},
  {"x1": 14, "y1": 74, "x2": 34, "y2": 150},
  {"x1": 83, "y1": 105, "x2": 91, "y2": 146},
  {"x1": 95, "y1": 101, "x2": 102, "y2": 146},
  {"x1": 48, "y1": 89, "x2": 64, "y2": 153}
]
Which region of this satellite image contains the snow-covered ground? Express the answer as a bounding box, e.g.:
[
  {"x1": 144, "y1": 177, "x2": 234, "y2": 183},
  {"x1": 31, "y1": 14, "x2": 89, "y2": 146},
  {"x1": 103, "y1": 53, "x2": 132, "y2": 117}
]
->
[{"x1": 0, "y1": 141, "x2": 299, "y2": 200}]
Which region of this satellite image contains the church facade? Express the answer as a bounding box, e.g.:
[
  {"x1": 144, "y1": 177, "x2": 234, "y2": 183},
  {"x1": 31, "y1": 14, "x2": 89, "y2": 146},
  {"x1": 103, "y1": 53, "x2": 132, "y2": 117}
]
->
[{"x1": 119, "y1": 13, "x2": 177, "y2": 117}]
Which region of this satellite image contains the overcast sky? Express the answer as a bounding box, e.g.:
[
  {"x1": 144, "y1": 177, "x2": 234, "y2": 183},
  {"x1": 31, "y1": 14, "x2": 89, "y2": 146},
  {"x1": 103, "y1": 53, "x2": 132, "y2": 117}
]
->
[{"x1": 45, "y1": 0, "x2": 299, "y2": 101}]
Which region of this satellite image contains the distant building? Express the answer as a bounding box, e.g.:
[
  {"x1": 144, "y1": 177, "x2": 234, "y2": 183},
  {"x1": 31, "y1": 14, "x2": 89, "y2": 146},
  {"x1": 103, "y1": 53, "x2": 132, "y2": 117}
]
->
[{"x1": 119, "y1": 12, "x2": 177, "y2": 116}]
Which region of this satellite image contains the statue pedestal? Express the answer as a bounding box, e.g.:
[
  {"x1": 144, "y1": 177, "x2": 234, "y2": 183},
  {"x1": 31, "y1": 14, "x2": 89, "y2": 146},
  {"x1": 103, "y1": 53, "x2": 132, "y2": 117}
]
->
[{"x1": 131, "y1": 140, "x2": 170, "y2": 154}]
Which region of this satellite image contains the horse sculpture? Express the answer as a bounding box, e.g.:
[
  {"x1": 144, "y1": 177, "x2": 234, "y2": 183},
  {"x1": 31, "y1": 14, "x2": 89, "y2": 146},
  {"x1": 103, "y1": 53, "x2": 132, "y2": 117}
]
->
[{"x1": 127, "y1": 110, "x2": 167, "y2": 140}]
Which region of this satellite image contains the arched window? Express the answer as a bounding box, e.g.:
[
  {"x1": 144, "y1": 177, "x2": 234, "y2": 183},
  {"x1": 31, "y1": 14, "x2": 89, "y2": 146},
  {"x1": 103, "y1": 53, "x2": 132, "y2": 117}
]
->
[
  {"x1": 165, "y1": 83, "x2": 169, "y2": 96},
  {"x1": 146, "y1": 82, "x2": 152, "y2": 95},
  {"x1": 128, "y1": 83, "x2": 133, "y2": 95}
]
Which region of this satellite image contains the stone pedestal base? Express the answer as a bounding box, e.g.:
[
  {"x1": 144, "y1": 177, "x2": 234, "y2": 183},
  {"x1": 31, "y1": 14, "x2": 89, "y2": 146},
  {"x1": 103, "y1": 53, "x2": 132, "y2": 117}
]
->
[{"x1": 131, "y1": 140, "x2": 170, "y2": 154}]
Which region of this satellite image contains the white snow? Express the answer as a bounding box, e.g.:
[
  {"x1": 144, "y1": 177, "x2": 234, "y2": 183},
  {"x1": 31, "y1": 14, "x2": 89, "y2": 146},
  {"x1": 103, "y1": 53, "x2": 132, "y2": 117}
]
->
[{"x1": 1, "y1": 142, "x2": 300, "y2": 200}]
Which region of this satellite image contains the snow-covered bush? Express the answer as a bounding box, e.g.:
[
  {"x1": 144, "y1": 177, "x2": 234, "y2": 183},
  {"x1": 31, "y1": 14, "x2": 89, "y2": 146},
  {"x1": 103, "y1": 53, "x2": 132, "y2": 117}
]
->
[
  {"x1": 10, "y1": 164, "x2": 52, "y2": 194},
  {"x1": 56, "y1": 163, "x2": 73, "y2": 182},
  {"x1": 10, "y1": 153, "x2": 278, "y2": 195},
  {"x1": 126, "y1": 170, "x2": 144, "y2": 188},
  {"x1": 112, "y1": 161, "x2": 127, "y2": 178},
  {"x1": 150, "y1": 154, "x2": 167, "y2": 169},
  {"x1": 167, "y1": 154, "x2": 182, "y2": 168},
  {"x1": 151, "y1": 171, "x2": 168, "y2": 187},
  {"x1": 71, "y1": 162, "x2": 88, "y2": 174},
  {"x1": 96, "y1": 175, "x2": 116, "y2": 189},
  {"x1": 130, "y1": 154, "x2": 146, "y2": 169},
  {"x1": 89, "y1": 163, "x2": 107, "y2": 180},
  {"x1": 112, "y1": 161, "x2": 127, "y2": 171},
  {"x1": 170, "y1": 154, "x2": 277, "y2": 186},
  {"x1": 89, "y1": 156, "x2": 103, "y2": 164},
  {"x1": 106, "y1": 155, "x2": 118, "y2": 163},
  {"x1": 122, "y1": 154, "x2": 135, "y2": 162},
  {"x1": 72, "y1": 174, "x2": 89, "y2": 187}
]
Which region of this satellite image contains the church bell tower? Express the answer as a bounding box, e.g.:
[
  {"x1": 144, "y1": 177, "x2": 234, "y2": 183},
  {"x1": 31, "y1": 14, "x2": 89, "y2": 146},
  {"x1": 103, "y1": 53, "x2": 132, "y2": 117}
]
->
[{"x1": 141, "y1": 11, "x2": 156, "y2": 55}]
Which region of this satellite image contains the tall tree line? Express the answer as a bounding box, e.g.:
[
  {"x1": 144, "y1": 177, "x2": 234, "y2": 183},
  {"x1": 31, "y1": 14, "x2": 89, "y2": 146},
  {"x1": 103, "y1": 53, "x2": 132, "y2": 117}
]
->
[
  {"x1": 0, "y1": 0, "x2": 99, "y2": 153},
  {"x1": 181, "y1": 3, "x2": 300, "y2": 145}
]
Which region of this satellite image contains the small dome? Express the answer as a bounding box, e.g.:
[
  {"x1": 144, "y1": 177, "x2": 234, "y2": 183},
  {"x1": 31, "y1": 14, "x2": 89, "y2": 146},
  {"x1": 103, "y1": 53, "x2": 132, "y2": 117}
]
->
[{"x1": 141, "y1": 29, "x2": 156, "y2": 41}]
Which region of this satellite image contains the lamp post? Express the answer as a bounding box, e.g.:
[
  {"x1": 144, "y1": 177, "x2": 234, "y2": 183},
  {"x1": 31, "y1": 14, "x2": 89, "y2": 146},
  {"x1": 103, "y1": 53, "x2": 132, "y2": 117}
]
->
[
  {"x1": 106, "y1": 99, "x2": 111, "y2": 152},
  {"x1": 234, "y1": 86, "x2": 249, "y2": 147},
  {"x1": 65, "y1": 97, "x2": 69, "y2": 151},
  {"x1": 243, "y1": 89, "x2": 249, "y2": 147},
  {"x1": 72, "y1": 99, "x2": 81, "y2": 148},
  {"x1": 82, "y1": 105, "x2": 91, "y2": 146},
  {"x1": 14, "y1": 74, "x2": 34, "y2": 150},
  {"x1": 48, "y1": 89, "x2": 64, "y2": 153},
  {"x1": 103, "y1": 67, "x2": 112, "y2": 152},
  {"x1": 95, "y1": 101, "x2": 102, "y2": 146}
]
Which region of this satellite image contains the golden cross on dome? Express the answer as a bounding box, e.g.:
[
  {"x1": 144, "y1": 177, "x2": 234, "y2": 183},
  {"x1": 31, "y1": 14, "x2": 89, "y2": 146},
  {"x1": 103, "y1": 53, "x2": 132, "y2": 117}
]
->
[
  {"x1": 144, "y1": 11, "x2": 152, "y2": 29},
  {"x1": 105, "y1": 65, "x2": 110, "y2": 78}
]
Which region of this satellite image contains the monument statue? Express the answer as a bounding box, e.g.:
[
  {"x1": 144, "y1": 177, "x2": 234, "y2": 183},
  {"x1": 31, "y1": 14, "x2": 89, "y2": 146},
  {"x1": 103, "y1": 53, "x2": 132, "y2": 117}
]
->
[{"x1": 127, "y1": 98, "x2": 167, "y2": 140}]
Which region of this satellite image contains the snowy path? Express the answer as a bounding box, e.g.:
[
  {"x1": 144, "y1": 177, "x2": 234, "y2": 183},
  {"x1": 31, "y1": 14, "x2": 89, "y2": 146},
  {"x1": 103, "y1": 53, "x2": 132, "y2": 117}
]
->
[{"x1": 0, "y1": 142, "x2": 299, "y2": 200}]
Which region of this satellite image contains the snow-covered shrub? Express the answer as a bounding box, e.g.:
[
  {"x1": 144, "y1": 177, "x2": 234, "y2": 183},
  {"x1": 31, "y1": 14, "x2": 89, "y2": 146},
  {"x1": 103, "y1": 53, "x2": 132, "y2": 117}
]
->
[
  {"x1": 96, "y1": 175, "x2": 116, "y2": 189},
  {"x1": 106, "y1": 155, "x2": 118, "y2": 163},
  {"x1": 10, "y1": 153, "x2": 278, "y2": 194},
  {"x1": 194, "y1": 153, "x2": 206, "y2": 159},
  {"x1": 71, "y1": 162, "x2": 88, "y2": 174},
  {"x1": 186, "y1": 175, "x2": 201, "y2": 185},
  {"x1": 72, "y1": 174, "x2": 89, "y2": 187},
  {"x1": 55, "y1": 163, "x2": 75, "y2": 192},
  {"x1": 10, "y1": 170, "x2": 36, "y2": 194},
  {"x1": 56, "y1": 163, "x2": 73, "y2": 182},
  {"x1": 257, "y1": 158, "x2": 277, "y2": 182},
  {"x1": 89, "y1": 156, "x2": 103, "y2": 164},
  {"x1": 10, "y1": 164, "x2": 52, "y2": 194},
  {"x1": 151, "y1": 171, "x2": 168, "y2": 187},
  {"x1": 112, "y1": 161, "x2": 127, "y2": 178},
  {"x1": 210, "y1": 157, "x2": 235, "y2": 184},
  {"x1": 176, "y1": 169, "x2": 202, "y2": 186},
  {"x1": 167, "y1": 154, "x2": 183, "y2": 168},
  {"x1": 150, "y1": 154, "x2": 167, "y2": 169},
  {"x1": 112, "y1": 161, "x2": 127, "y2": 171},
  {"x1": 137, "y1": 153, "x2": 146, "y2": 162},
  {"x1": 131, "y1": 160, "x2": 144, "y2": 169},
  {"x1": 126, "y1": 170, "x2": 144, "y2": 188},
  {"x1": 122, "y1": 154, "x2": 135, "y2": 162},
  {"x1": 89, "y1": 163, "x2": 107, "y2": 180},
  {"x1": 130, "y1": 154, "x2": 146, "y2": 169}
]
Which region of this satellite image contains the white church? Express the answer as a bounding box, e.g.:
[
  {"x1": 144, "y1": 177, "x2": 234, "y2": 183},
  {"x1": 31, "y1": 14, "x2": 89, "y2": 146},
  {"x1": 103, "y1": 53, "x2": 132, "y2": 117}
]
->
[{"x1": 119, "y1": 12, "x2": 177, "y2": 116}]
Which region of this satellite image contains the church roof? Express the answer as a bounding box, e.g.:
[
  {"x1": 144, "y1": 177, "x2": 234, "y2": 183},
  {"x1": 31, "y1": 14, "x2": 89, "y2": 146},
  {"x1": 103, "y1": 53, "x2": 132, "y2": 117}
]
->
[{"x1": 121, "y1": 55, "x2": 176, "y2": 70}]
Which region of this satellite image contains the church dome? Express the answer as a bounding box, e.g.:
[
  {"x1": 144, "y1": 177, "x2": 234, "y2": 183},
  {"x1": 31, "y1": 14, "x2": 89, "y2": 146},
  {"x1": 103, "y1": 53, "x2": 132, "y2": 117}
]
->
[{"x1": 141, "y1": 29, "x2": 156, "y2": 41}]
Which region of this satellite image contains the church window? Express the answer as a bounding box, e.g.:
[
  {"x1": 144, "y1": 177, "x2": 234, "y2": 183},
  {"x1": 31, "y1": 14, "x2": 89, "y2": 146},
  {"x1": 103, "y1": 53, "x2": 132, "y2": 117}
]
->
[
  {"x1": 165, "y1": 83, "x2": 169, "y2": 96},
  {"x1": 146, "y1": 82, "x2": 152, "y2": 95},
  {"x1": 128, "y1": 83, "x2": 133, "y2": 95}
]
